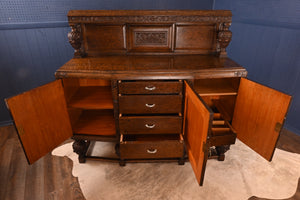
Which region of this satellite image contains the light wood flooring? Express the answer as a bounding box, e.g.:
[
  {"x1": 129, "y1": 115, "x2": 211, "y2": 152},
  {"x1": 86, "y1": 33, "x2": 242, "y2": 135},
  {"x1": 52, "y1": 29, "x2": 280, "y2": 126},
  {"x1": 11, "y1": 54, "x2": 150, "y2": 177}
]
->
[{"x1": 0, "y1": 125, "x2": 299, "y2": 200}]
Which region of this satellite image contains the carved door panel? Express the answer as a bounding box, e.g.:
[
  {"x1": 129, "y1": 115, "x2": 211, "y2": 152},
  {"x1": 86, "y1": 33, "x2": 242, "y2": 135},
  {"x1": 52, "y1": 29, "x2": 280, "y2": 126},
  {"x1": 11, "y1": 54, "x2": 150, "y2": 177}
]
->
[
  {"x1": 232, "y1": 78, "x2": 291, "y2": 161},
  {"x1": 183, "y1": 81, "x2": 213, "y2": 185},
  {"x1": 5, "y1": 80, "x2": 72, "y2": 164}
]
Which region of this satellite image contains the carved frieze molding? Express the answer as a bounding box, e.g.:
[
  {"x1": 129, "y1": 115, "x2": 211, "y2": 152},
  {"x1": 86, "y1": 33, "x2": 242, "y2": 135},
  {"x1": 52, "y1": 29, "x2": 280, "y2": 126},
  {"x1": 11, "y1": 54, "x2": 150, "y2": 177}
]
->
[
  {"x1": 68, "y1": 15, "x2": 232, "y2": 24},
  {"x1": 135, "y1": 32, "x2": 168, "y2": 45},
  {"x1": 68, "y1": 24, "x2": 85, "y2": 58},
  {"x1": 217, "y1": 22, "x2": 232, "y2": 57}
]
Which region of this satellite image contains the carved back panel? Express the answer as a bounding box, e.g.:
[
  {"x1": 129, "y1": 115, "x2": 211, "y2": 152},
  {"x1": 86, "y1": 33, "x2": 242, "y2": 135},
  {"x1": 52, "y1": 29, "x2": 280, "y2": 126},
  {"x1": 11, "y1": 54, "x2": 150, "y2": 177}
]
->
[{"x1": 67, "y1": 10, "x2": 232, "y2": 57}]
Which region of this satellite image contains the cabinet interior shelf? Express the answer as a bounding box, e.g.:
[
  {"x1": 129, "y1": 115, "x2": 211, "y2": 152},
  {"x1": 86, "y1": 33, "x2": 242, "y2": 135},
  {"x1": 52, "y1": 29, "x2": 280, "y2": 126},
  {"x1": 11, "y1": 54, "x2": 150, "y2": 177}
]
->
[
  {"x1": 68, "y1": 86, "x2": 113, "y2": 109},
  {"x1": 194, "y1": 78, "x2": 239, "y2": 96},
  {"x1": 73, "y1": 110, "x2": 116, "y2": 136}
]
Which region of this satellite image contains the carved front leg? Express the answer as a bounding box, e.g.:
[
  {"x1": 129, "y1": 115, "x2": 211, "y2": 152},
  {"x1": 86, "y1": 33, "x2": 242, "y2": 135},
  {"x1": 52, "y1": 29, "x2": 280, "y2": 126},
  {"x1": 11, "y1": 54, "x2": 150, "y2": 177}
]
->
[
  {"x1": 178, "y1": 146, "x2": 186, "y2": 165},
  {"x1": 72, "y1": 139, "x2": 90, "y2": 163}
]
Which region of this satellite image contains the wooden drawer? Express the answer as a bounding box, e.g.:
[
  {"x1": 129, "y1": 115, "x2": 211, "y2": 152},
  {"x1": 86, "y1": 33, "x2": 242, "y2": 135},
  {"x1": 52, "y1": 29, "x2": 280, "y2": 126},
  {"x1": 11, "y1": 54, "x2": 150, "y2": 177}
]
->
[
  {"x1": 118, "y1": 80, "x2": 182, "y2": 94},
  {"x1": 119, "y1": 116, "x2": 182, "y2": 134},
  {"x1": 120, "y1": 134, "x2": 184, "y2": 159},
  {"x1": 119, "y1": 95, "x2": 182, "y2": 114},
  {"x1": 209, "y1": 120, "x2": 236, "y2": 146}
]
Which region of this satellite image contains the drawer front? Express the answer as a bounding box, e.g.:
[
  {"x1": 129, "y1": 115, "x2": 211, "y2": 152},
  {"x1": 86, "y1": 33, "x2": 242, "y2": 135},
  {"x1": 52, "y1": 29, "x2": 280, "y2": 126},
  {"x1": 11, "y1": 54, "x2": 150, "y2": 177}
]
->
[
  {"x1": 210, "y1": 120, "x2": 236, "y2": 146},
  {"x1": 119, "y1": 81, "x2": 182, "y2": 94},
  {"x1": 209, "y1": 133, "x2": 236, "y2": 146},
  {"x1": 120, "y1": 140, "x2": 184, "y2": 159},
  {"x1": 119, "y1": 116, "x2": 182, "y2": 134},
  {"x1": 119, "y1": 95, "x2": 182, "y2": 114}
]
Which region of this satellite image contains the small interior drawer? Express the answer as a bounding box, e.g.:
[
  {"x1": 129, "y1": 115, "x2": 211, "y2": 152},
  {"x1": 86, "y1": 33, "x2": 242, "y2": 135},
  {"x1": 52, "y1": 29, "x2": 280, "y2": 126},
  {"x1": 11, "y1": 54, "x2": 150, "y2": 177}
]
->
[
  {"x1": 209, "y1": 119, "x2": 236, "y2": 146},
  {"x1": 118, "y1": 80, "x2": 182, "y2": 94},
  {"x1": 120, "y1": 134, "x2": 184, "y2": 159},
  {"x1": 119, "y1": 116, "x2": 182, "y2": 134},
  {"x1": 119, "y1": 95, "x2": 182, "y2": 114}
]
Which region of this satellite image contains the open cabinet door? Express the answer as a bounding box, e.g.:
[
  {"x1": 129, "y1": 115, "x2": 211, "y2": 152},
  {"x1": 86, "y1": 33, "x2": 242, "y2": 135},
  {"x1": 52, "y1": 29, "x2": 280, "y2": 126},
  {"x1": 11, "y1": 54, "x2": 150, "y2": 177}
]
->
[
  {"x1": 183, "y1": 81, "x2": 213, "y2": 186},
  {"x1": 5, "y1": 80, "x2": 73, "y2": 164},
  {"x1": 232, "y1": 78, "x2": 291, "y2": 161}
]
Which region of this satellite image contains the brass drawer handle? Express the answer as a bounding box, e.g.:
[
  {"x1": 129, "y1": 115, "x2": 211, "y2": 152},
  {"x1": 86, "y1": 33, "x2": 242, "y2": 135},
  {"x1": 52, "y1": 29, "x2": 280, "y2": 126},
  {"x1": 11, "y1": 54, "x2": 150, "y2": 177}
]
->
[
  {"x1": 147, "y1": 149, "x2": 157, "y2": 154},
  {"x1": 145, "y1": 86, "x2": 156, "y2": 91},
  {"x1": 145, "y1": 124, "x2": 155, "y2": 128},
  {"x1": 145, "y1": 103, "x2": 155, "y2": 108}
]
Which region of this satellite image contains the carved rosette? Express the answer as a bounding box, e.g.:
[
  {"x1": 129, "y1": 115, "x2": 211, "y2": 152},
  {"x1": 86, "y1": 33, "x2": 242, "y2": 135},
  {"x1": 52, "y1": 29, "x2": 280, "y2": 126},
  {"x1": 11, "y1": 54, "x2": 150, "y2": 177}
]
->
[
  {"x1": 217, "y1": 22, "x2": 232, "y2": 57},
  {"x1": 68, "y1": 24, "x2": 84, "y2": 58}
]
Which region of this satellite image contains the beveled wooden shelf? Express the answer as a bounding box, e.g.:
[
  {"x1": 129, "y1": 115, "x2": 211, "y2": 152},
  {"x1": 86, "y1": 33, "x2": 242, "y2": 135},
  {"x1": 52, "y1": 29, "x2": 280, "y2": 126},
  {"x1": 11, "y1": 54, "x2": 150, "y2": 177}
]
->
[
  {"x1": 68, "y1": 86, "x2": 113, "y2": 109},
  {"x1": 73, "y1": 110, "x2": 116, "y2": 136}
]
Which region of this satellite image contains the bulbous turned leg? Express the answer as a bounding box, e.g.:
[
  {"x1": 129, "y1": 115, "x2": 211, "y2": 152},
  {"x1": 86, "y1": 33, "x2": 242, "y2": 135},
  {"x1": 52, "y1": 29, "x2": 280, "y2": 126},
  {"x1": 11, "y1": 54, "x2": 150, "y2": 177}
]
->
[
  {"x1": 72, "y1": 139, "x2": 90, "y2": 163},
  {"x1": 178, "y1": 157, "x2": 185, "y2": 165},
  {"x1": 178, "y1": 147, "x2": 186, "y2": 165},
  {"x1": 119, "y1": 159, "x2": 126, "y2": 167},
  {"x1": 216, "y1": 145, "x2": 230, "y2": 161}
]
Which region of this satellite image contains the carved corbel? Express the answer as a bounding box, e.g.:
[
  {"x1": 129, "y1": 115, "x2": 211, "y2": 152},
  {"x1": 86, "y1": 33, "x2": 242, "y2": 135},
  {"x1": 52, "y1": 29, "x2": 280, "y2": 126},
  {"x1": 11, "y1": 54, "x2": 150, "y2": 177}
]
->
[
  {"x1": 217, "y1": 22, "x2": 232, "y2": 57},
  {"x1": 68, "y1": 24, "x2": 85, "y2": 58}
]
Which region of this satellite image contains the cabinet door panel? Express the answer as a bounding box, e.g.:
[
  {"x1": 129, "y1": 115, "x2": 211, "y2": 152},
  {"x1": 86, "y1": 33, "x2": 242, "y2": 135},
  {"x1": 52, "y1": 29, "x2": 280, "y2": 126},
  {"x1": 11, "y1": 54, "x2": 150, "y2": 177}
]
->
[
  {"x1": 183, "y1": 81, "x2": 213, "y2": 186},
  {"x1": 5, "y1": 80, "x2": 72, "y2": 164},
  {"x1": 232, "y1": 78, "x2": 291, "y2": 161}
]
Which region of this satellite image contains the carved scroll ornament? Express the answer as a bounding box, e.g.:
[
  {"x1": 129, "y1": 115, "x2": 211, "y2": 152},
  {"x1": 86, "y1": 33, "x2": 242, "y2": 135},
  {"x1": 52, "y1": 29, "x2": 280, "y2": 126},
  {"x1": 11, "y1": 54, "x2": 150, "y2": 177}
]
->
[
  {"x1": 68, "y1": 24, "x2": 85, "y2": 58},
  {"x1": 217, "y1": 22, "x2": 232, "y2": 57}
]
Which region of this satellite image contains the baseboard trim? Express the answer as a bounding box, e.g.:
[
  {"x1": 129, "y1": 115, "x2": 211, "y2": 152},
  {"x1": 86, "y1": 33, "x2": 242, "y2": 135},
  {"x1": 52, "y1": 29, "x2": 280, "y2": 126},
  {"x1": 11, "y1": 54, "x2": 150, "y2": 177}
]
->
[
  {"x1": 0, "y1": 21, "x2": 69, "y2": 30},
  {"x1": 284, "y1": 125, "x2": 300, "y2": 136},
  {"x1": 0, "y1": 120, "x2": 14, "y2": 127}
]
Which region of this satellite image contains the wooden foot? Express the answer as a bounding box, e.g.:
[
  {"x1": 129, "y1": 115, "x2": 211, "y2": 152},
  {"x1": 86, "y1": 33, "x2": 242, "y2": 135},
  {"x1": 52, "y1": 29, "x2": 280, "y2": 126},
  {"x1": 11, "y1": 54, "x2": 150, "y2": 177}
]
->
[
  {"x1": 216, "y1": 145, "x2": 230, "y2": 161},
  {"x1": 119, "y1": 159, "x2": 126, "y2": 166},
  {"x1": 178, "y1": 158, "x2": 185, "y2": 165},
  {"x1": 178, "y1": 146, "x2": 186, "y2": 165},
  {"x1": 115, "y1": 143, "x2": 120, "y2": 157},
  {"x1": 72, "y1": 139, "x2": 90, "y2": 163}
]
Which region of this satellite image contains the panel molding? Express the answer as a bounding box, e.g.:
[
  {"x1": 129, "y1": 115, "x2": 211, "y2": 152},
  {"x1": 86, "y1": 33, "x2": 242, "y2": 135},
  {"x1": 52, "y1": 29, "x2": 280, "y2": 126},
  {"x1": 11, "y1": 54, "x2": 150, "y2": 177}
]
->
[{"x1": 0, "y1": 120, "x2": 13, "y2": 127}]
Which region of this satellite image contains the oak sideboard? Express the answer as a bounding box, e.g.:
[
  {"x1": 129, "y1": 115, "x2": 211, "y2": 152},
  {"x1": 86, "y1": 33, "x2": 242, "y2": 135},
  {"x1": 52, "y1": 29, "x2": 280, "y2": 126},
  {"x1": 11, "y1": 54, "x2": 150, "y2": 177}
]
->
[{"x1": 6, "y1": 10, "x2": 291, "y2": 185}]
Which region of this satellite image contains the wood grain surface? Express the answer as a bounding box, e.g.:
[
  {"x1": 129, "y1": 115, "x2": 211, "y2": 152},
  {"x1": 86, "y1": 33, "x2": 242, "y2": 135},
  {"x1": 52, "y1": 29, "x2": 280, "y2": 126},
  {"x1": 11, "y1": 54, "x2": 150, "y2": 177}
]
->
[
  {"x1": 0, "y1": 125, "x2": 85, "y2": 200},
  {"x1": 232, "y1": 78, "x2": 291, "y2": 161},
  {"x1": 5, "y1": 80, "x2": 73, "y2": 164}
]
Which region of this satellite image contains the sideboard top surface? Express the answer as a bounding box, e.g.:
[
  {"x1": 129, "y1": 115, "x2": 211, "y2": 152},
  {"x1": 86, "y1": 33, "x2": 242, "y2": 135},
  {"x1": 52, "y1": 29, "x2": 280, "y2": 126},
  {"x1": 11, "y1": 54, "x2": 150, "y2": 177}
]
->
[{"x1": 55, "y1": 55, "x2": 247, "y2": 80}]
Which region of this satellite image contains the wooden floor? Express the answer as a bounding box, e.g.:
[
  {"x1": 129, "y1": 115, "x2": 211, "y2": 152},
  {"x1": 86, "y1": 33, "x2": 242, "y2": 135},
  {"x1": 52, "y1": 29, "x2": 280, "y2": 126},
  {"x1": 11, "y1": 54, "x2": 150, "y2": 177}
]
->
[
  {"x1": 0, "y1": 125, "x2": 299, "y2": 200},
  {"x1": 0, "y1": 125, "x2": 85, "y2": 200}
]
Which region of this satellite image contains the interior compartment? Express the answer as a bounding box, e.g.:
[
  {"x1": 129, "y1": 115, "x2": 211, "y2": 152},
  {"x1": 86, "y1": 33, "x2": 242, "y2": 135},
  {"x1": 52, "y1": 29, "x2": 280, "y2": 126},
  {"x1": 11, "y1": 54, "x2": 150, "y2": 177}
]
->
[
  {"x1": 62, "y1": 78, "x2": 116, "y2": 137},
  {"x1": 202, "y1": 95, "x2": 236, "y2": 121},
  {"x1": 208, "y1": 105, "x2": 237, "y2": 147},
  {"x1": 194, "y1": 78, "x2": 240, "y2": 96},
  {"x1": 63, "y1": 78, "x2": 113, "y2": 109},
  {"x1": 72, "y1": 109, "x2": 116, "y2": 136}
]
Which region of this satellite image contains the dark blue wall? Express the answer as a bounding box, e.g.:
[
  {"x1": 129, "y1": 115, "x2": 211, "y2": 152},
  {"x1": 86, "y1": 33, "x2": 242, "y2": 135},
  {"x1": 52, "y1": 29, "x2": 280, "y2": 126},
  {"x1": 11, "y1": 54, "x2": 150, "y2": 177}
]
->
[
  {"x1": 214, "y1": 0, "x2": 300, "y2": 135},
  {"x1": 0, "y1": 0, "x2": 213, "y2": 125}
]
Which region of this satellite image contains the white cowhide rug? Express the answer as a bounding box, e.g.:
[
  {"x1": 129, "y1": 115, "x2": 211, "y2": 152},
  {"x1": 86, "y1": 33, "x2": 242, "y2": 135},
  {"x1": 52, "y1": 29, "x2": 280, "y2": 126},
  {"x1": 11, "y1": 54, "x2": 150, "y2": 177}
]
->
[{"x1": 52, "y1": 139, "x2": 300, "y2": 200}]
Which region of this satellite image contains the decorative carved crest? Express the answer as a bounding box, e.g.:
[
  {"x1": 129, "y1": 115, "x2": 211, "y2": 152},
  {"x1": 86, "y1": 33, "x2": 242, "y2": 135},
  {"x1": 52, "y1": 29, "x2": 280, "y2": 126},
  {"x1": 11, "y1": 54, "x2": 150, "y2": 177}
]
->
[
  {"x1": 217, "y1": 22, "x2": 232, "y2": 57},
  {"x1": 68, "y1": 24, "x2": 85, "y2": 58}
]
